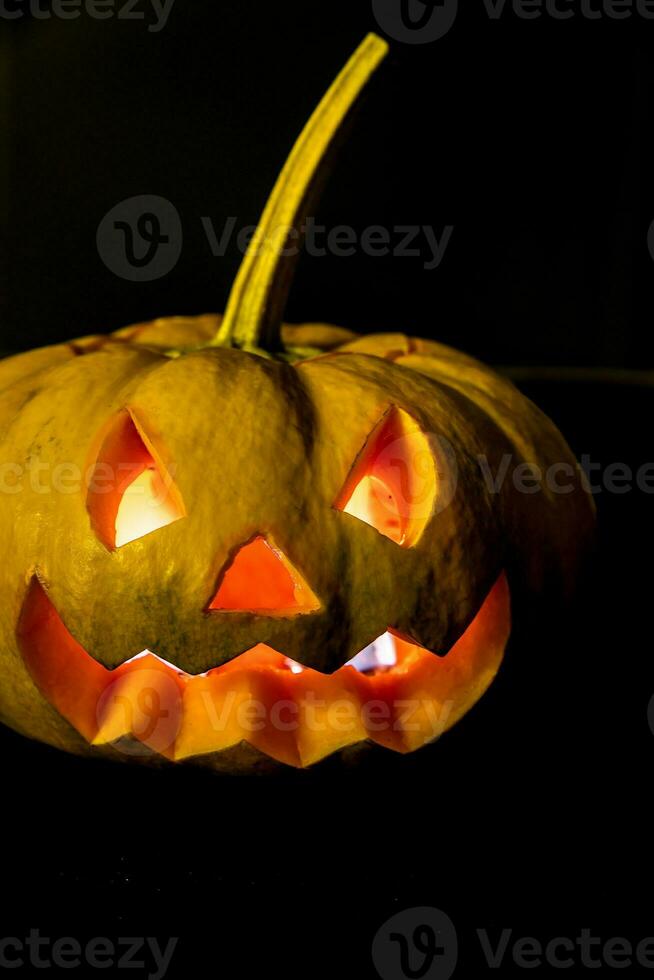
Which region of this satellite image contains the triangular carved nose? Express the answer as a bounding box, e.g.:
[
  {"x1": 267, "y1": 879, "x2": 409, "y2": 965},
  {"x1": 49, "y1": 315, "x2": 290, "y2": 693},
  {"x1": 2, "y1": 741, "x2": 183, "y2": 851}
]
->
[{"x1": 208, "y1": 536, "x2": 321, "y2": 616}]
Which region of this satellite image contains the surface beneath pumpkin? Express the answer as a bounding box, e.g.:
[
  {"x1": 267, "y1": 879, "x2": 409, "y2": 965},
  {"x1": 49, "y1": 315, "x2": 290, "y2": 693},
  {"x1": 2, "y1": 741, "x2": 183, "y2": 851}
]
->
[{"x1": 17, "y1": 573, "x2": 510, "y2": 767}]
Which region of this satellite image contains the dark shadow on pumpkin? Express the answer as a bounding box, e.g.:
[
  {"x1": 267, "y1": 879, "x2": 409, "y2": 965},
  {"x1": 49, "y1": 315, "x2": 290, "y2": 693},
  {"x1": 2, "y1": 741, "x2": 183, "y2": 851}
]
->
[{"x1": 16, "y1": 573, "x2": 510, "y2": 767}]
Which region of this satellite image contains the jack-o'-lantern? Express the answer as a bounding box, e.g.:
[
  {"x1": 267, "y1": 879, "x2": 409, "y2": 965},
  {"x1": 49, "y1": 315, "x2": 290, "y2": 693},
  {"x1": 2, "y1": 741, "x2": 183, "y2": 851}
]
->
[{"x1": 0, "y1": 35, "x2": 594, "y2": 770}]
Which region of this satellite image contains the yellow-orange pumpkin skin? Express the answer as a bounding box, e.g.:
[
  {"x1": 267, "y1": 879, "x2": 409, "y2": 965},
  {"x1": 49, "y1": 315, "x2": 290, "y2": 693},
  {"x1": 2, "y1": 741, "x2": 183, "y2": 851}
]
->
[
  {"x1": 0, "y1": 36, "x2": 594, "y2": 770},
  {"x1": 0, "y1": 316, "x2": 594, "y2": 769}
]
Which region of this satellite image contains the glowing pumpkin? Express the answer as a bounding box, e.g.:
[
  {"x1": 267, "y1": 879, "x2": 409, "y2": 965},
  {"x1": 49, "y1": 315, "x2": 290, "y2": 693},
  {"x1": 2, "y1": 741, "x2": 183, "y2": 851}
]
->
[{"x1": 0, "y1": 35, "x2": 594, "y2": 770}]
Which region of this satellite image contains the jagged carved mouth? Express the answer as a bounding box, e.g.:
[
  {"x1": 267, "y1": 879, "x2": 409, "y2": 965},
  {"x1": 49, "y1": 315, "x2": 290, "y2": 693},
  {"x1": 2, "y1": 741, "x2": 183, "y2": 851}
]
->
[{"x1": 17, "y1": 574, "x2": 510, "y2": 767}]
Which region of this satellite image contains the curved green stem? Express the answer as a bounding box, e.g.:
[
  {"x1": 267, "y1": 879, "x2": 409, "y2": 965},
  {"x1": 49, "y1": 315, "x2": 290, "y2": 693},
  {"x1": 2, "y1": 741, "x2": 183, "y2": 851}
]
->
[{"x1": 210, "y1": 33, "x2": 389, "y2": 355}]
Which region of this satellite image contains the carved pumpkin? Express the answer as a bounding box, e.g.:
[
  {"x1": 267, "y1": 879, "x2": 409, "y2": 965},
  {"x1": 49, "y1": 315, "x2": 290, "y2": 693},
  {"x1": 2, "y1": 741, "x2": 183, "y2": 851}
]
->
[{"x1": 0, "y1": 35, "x2": 593, "y2": 770}]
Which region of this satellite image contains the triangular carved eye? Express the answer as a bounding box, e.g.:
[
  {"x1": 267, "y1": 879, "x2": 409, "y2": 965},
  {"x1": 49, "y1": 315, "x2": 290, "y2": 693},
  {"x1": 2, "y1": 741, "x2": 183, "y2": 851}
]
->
[
  {"x1": 87, "y1": 410, "x2": 185, "y2": 550},
  {"x1": 209, "y1": 536, "x2": 320, "y2": 615},
  {"x1": 334, "y1": 406, "x2": 437, "y2": 547}
]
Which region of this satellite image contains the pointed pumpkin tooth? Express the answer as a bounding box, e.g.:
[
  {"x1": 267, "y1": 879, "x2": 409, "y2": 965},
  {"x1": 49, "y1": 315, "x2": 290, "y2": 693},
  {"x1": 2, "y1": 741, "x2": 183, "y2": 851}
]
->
[
  {"x1": 174, "y1": 670, "x2": 256, "y2": 761},
  {"x1": 377, "y1": 666, "x2": 456, "y2": 754},
  {"x1": 175, "y1": 651, "x2": 302, "y2": 767},
  {"x1": 341, "y1": 645, "x2": 448, "y2": 754},
  {"x1": 292, "y1": 668, "x2": 368, "y2": 767},
  {"x1": 357, "y1": 575, "x2": 511, "y2": 753},
  {"x1": 16, "y1": 576, "x2": 109, "y2": 743},
  {"x1": 93, "y1": 654, "x2": 185, "y2": 757},
  {"x1": 243, "y1": 668, "x2": 301, "y2": 768},
  {"x1": 347, "y1": 670, "x2": 407, "y2": 754}
]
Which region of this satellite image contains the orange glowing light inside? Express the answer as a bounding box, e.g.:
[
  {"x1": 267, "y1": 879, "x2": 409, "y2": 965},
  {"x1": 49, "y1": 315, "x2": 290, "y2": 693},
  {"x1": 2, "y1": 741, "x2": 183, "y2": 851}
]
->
[
  {"x1": 17, "y1": 573, "x2": 511, "y2": 766},
  {"x1": 87, "y1": 410, "x2": 185, "y2": 550},
  {"x1": 115, "y1": 466, "x2": 183, "y2": 548},
  {"x1": 335, "y1": 406, "x2": 437, "y2": 546},
  {"x1": 342, "y1": 474, "x2": 405, "y2": 544},
  {"x1": 208, "y1": 536, "x2": 321, "y2": 615}
]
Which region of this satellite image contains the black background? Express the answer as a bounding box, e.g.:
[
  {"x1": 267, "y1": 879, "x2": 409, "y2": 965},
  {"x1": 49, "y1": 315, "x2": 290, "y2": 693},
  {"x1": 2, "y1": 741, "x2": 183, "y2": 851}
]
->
[
  {"x1": 1, "y1": 0, "x2": 651, "y2": 365},
  {"x1": 1, "y1": 2, "x2": 653, "y2": 978}
]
